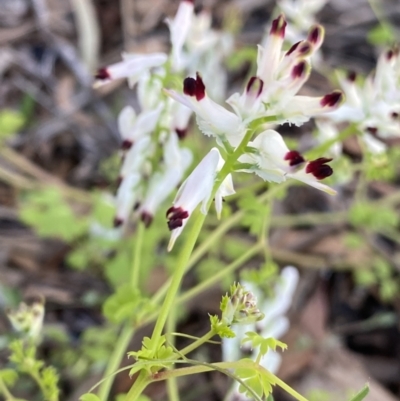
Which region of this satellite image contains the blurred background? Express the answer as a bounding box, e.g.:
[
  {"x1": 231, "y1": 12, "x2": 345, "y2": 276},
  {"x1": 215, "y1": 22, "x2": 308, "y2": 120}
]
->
[{"x1": 1, "y1": 0, "x2": 400, "y2": 400}]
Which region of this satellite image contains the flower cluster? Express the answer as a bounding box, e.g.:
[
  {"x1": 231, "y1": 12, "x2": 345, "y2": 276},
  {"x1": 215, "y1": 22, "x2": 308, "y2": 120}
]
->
[
  {"x1": 7, "y1": 297, "x2": 45, "y2": 340},
  {"x1": 220, "y1": 283, "x2": 265, "y2": 327},
  {"x1": 275, "y1": 0, "x2": 327, "y2": 43},
  {"x1": 93, "y1": 0, "x2": 232, "y2": 228},
  {"x1": 222, "y1": 267, "x2": 299, "y2": 401},
  {"x1": 165, "y1": 14, "x2": 343, "y2": 249},
  {"x1": 319, "y1": 48, "x2": 400, "y2": 154}
]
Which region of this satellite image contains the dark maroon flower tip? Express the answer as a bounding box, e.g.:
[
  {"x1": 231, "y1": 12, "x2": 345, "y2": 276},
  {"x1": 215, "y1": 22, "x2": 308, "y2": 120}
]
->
[
  {"x1": 166, "y1": 206, "x2": 189, "y2": 231},
  {"x1": 121, "y1": 139, "x2": 133, "y2": 150},
  {"x1": 347, "y1": 70, "x2": 357, "y2": 82},
  {"x1": 386, "y1": 49, "x2": 394, "y2": 61},
  {"x1": 270, "y1": 14, "x2": 286, "y2": 38},
  {"x1": 366, "y1": 126, "x2": 378, "y2": 135},
  {"x1": 94, "y1": 67, "x2": 110, "y2": 80},
  {"x1": 141, "y1": 211, "x2": 153, "y2": 227},
  {"x1": 113, "y1": 217, "x2": 123, "y2": 227},
  {"x1": 183, "y1": 72, "x2": 205, "y2": 101},
  {"x1": 284, "y1": 150, "x2": 305, "y2": 166},
  {"x1": 321, "y1": 91, "x2": 343, "y2": 107},
  {"x1": 390, "y1": 111, "x2": 399, "y2": 119},
  {"x1": 286, "y1": 41, "x2": 301, "y2": 56},
  {"x1": 246, "y1": 76, "x2": 264, "y2": 97},
  {"x1": 291, "y1": 61, "x2": 307, "y2": 79},
  {"x1": 306, "y1": 158, "x2": 333, "y2": 180},
  {"x1": 308, "y1": 25, "x2": 323, "y2": 44},
  {"x1": 176, "y1": 128, "x2": 188, "y2": 139}
]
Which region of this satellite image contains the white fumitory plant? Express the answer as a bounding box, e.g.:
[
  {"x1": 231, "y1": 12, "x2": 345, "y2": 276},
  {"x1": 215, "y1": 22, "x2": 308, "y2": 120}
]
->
[
  {"x1": 222, "y1": 266, "x2": 299, "y2": 401},
  {"x1": 92, "y1": 0, "x2": 233, "y2": 229},
  {"x1": 319, "y1": 48, "x2": 400, "y2": 154},
  {"x1": 165, "y1": 13, "x2": 344, "y2": 250}
]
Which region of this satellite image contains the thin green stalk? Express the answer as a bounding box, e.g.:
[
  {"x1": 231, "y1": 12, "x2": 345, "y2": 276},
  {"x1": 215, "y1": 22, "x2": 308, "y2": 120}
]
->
[
  {"x1": 151, "y1": 210, "x2": 208, "y2": 346},
  {"x1": 151, "y1": 129, "x2": 255, "y2": 345},
  {"x1": 166, "y1": 304, "x2": 180, "y2": 401},
  {"x1": 126, "y1": 130, "x2": 256, "y2": 400},
  {"x1": 97, "y1": 222, "x2": 145, "y2": 399},
  {"x1": 131, "y1": 221, "x2": 145, "y2": 289},
  {"x1": 151, "y1": 182, "x2": 285, "y2": 307},
  {"x1": 151, "y1": 211, "x2": 243, "y2": 306},
  {"x1": 125, "y1": 370, "x2": 150, "y2": 401},
  {"x1": 178, "y1": 330, "x2": 216, "y2": 357},
  {"x1": 0, "y1": 377, "x2": 16, "y2": 401},
  {"x1": 176, "y1": 243, "x2": 262, "y2": 307},
  {"x1": 97, "y1": 324, "x2": 134, "y2": 400}
]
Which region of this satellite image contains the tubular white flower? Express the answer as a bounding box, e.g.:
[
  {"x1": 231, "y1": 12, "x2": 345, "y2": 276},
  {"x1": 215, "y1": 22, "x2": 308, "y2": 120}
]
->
[
  {"x1": 114, "y1": 173, "x2": 142, "y2": 227},
  {"x1": 118, "y1": 104, "x2": 163, "y2": 149},
  {"x1": 140, "y1": 133, "x2": 193, "y2": 226},
  {"x1": 165, "y1": 73, "x2": 245, "y2": 147},
  {"x1": 119, "y1": 136, "x2": 152, "y2": 180},
  {"x1": 93, "y1": 52, "x2": 167, "y2": 88},
  {"x1": 169, "y1": 100, "x2": 193, "y2": 139},
  {"x1": 137, "y1": 69, "x2": 165, "y2": 111},
  {"x1": 258, "y1": 14, "x2": 287, "y2": 87},
  {"x1": 278, "y1": 90, "x2": 344, "y2": 125},
  {"x1": 166, "y1": 0, "x2": 194, "y2": 71},
  {"x1": 239, "y1": 130, "x2": 336, "y2": 195},
  {"x1": 166, "y1": 148, "x2": 234, "y2": 251}
]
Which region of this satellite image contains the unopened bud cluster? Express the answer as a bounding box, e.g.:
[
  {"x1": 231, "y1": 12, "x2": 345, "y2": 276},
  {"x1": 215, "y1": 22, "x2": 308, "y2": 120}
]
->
[
  {"x1": 222, "y1": 283, "x2": 265, "y2": 326},
  {"x1": 7, "y1": 297, "x2": 45, "y2": 340}
]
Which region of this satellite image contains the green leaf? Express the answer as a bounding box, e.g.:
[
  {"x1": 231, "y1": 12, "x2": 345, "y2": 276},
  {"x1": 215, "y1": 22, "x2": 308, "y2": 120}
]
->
[
  {"x1": 19, "y1": 187, "x2": 89, "y2": 241},
  {"x1": 348, "y1": 384, "x2": 369, "y2": 401},
  {"x1": 80, "y1": 394, "x2": 102, "y2": 401},
  {"x1": 367, "y1": 23, "x2": 395, "y2": 46},
  {"x1": 0, "y1": 109, "x2": 25, "y2": 139},
  {"x1": 0, "y1": 369, "x2": 18, "y2": 386},
  {"x1": 102, "y1": 285, "x2": 153, "y2": 324},
  {"x1": 104, "y1": 250, "x2": 131, "y2": 287}
]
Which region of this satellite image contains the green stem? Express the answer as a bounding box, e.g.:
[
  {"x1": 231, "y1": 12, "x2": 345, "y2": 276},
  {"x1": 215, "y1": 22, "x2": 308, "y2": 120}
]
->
[
  {"x1": 131, "y1": 221, "x2": 145, "y2": 289},
  {"x1": 97, "y1": 222, "x2": 145, "y2": 399},
  {"x1": 151, "y1": 129, "x2": 255, "y2": 344},
  {"x1": 179, "y1": 330, "x2": 216, "y2": 357},
  {"x1": 166, "y1": 304, "x2": 180, "y2": 401},
  {"x1": 152, "y1": 361, "x2": 309, "y2": 401},
  {"x1": 0, "y1": 377, "x2": 16, "y2": 401},
  {"x1": 151, "y1": 210, "x2": 208, "y2": 346},
  {"x1": 97, "y1": 324, "x2": 134, "y2": 400},
  {"x1": 127, "y1": 130, "x2": 256, "y2": 400},
  {"x1": 125, "y1": 370, "x2": 150, "y2": 401},
  {"x1": 176, "y1": 243, "x2": 262, "y2": 307}
]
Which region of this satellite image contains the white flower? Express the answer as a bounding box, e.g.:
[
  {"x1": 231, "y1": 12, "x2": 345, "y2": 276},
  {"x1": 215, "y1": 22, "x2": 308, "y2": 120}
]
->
[
  {"x1": 167, "y1": 15, "x2": 343, "y2": 146},
  {"x1": 137, "y1": 69, "x2": 165, "y2": 111},
  {"x1": 326, "y1": 50, "x2": 400, "y2": 152},
  {"x1": 93, "y1": 52, "x2": 167, "y2": 88},
  {"x1": 169, "y1": 100, "x2": 193, "y2": 139},
  {"x1": 165, "y1": 73, "x2": 246, "y2": 147},
  {"x1": 119, "y1": 136, "x2": 152, "y2": 181},
  {"x1": 315, "y1": 119, "x2": 342, "y2": 158},
  {"x1": 118, "y1": 104, "x2": 163, "y2": 149},
  {"x1": 239, "y1": 130, "x2": 336, "y2": 195},
  {"x1": 166, "y1": 148, "x2": 235, "y2": 251},
  {"x1": 114, "y1": 172, "x2": 142, "y2": 227},
  {"x1": 166, "y1": 0, "x2": 194, "y2": 71},
  {"x1": 277, "y1": 0, "x2": 327, "y2": 43},
  {"x1": 140, "y1": 133, "x2": 193, "y2": 226}
]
